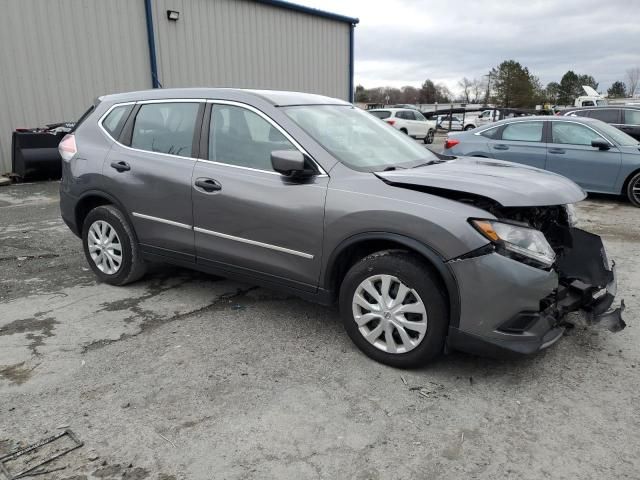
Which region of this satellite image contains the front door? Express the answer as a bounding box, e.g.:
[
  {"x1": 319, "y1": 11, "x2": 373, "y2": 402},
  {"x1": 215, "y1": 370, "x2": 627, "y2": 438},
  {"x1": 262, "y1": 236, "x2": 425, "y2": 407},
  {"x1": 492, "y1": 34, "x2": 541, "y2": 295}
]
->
[
  {"x1": 103, "y1": 100, "x2": 203, "y2": 259},
  {"x1": 545, "y1": 120, "x2": 621, "y2": 192},
  {"x1": 488, "y1": 120, "x2": 546, "y2": 169},
  {"x1": 191, "y1": 102, "x2": 328, "y2": 291}
]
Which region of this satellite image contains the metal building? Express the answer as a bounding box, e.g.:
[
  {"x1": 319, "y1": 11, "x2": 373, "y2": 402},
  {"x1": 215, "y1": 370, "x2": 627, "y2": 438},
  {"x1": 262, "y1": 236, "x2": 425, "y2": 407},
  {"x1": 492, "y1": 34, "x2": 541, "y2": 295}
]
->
[{"x1": 0, "y1": 0, "x2": 358, "y2": 174}]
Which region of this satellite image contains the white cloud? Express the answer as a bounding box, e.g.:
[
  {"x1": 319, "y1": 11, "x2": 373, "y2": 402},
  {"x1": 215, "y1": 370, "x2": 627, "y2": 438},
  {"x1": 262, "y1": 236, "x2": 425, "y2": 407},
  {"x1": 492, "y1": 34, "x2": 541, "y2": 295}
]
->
[{"x1": 296, "y1": 0, "x2": 640, "y2": 94}]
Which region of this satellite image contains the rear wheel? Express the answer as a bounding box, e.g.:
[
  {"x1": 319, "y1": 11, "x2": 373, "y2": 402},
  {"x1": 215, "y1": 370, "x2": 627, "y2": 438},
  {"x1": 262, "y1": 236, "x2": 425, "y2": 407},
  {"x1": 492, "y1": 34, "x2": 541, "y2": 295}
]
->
[
  {"x1": 464, "y1": 125, "x2": 475, "y2": 131},
  {"x1": 424, "y1": 129, "x2": 435, "y2": 144},
  {"x1": 82, "y1": 205, "x2": 146, "y2": 285},
  {"x1": 400, "y1": 128, "x2": 408, "y2": 135},
  {"x1": 626, "y1": 172, "x2": 640, "y2": 207},
  {"x1": 339, "y1": 251, "x2": 448, "y2": 368}
]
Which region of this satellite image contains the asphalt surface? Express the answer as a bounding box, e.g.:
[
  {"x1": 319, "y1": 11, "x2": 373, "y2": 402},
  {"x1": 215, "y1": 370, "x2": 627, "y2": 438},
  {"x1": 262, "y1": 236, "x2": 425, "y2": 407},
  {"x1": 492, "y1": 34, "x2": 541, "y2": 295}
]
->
[{"x1": 1, "y1": 178, "x2": 639, "y2": 480}]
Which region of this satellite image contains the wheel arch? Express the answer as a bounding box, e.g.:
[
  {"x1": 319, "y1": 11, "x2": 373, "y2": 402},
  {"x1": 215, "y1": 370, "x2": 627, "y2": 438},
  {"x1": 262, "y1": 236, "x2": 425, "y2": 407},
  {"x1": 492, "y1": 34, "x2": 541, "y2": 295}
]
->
[
  {"x1": 621, "y1": 167, "x2": 640, "y2": 196},
  {"x1": 75, "y1": 190, "x2": 133, "y2": 234},
  {"x1": 322, "y1": 232, "x2": 461, "y2": 327}
]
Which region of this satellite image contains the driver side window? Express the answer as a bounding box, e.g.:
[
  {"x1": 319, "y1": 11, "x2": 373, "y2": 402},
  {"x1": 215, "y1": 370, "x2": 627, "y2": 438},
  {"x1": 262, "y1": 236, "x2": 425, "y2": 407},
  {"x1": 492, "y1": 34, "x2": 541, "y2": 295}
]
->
[{"x1": 209, "y1": 104, "x2": 295, "y2": 171}]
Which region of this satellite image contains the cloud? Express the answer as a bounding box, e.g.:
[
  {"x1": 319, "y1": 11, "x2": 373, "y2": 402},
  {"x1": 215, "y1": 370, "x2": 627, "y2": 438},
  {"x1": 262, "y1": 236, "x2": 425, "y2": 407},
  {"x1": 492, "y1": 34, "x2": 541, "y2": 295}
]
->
[{"x1": 296, "y1": 0, "x2": 640, "y2": 93}]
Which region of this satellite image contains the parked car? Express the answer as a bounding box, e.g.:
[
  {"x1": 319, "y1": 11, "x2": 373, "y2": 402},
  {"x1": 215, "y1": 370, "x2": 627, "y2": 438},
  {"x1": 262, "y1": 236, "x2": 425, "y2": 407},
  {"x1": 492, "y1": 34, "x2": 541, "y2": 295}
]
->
[
  {"x1": 436, "y1": 115, "x2": 477, "y2": 131},
  {"x1": 59, "y1": 89, "x2": 625, "y2": 368},
  {"x1": 562, "y1": 105, "x2": 640, "y2": 141},
  {"x1": 443, "y1": 116, "x2": 640, "y2": 206},
  {"x1": 368, "y1": 108, "x2": 436, "y2": 143}
]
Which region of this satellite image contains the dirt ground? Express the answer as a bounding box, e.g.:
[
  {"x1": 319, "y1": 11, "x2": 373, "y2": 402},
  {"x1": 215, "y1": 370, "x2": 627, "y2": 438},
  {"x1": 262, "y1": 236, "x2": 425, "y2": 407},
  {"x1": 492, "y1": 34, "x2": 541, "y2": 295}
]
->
[{"x1": 0, "y1": 180, "x2": 638, "y2": 480}]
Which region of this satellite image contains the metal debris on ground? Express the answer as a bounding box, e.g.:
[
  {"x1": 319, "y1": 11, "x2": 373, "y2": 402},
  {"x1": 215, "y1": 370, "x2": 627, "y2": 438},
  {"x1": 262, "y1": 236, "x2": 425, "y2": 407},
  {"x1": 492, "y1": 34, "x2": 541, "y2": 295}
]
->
[{"x1": 0, "y1": 429, "x2": 82, "y2": 479}]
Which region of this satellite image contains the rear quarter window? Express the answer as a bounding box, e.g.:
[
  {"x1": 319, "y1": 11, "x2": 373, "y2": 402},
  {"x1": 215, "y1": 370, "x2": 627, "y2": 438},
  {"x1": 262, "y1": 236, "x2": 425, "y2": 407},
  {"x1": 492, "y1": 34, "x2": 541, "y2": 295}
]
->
[
  {"x1": 369, "y1": 111, "x2": 391, "y2": 119},
  {"x1": 101, "y1": 105, "x2": 133, "y2": 139}
]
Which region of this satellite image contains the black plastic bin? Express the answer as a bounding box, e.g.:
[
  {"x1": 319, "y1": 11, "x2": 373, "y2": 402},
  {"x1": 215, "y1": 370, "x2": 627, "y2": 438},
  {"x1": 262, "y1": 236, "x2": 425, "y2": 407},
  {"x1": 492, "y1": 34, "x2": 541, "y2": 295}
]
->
[{"x1": 11, "y1": 130, "x2": 66, "y2": 180}]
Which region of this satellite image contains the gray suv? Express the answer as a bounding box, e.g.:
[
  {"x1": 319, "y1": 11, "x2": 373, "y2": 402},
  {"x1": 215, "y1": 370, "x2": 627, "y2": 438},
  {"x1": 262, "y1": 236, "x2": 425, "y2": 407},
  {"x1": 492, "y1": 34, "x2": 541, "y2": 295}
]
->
[{"x1": 59, "y1": 88, "x2": 625, "y2": 368}]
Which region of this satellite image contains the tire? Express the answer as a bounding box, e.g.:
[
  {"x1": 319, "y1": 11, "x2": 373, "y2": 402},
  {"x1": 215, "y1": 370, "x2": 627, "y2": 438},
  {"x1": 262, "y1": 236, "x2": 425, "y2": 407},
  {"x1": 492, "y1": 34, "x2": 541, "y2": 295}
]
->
[
  {"x1": 464, "y1": 125, "x2": 475, "y2": 131},
  {"x1": 400, "y1": 128, "x2": 408, "y2": 135},
  {"x1": 82, "y1": 205, "x2": 146, "y2": 285},
  {"x1": 339, "y1": 250, "x2": 448, "y2": 368},
  {"x1": 424, "y1": 129, "x2": 435, "y2": 144},
  {"x1": 625, "y1": 171, "x2": 640, "y2": 207}
]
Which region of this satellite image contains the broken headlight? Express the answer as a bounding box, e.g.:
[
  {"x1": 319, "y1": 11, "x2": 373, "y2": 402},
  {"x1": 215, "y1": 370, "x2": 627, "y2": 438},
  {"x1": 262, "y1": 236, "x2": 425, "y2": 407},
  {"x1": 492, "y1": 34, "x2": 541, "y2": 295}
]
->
[{"x1": 470, "y1": 219, "x2": 556, "y2": 268}]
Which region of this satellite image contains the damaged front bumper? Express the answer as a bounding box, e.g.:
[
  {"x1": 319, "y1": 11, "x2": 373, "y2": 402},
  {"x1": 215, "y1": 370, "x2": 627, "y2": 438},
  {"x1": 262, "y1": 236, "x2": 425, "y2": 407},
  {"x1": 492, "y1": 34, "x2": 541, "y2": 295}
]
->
[{"x1": 446, "y1": 227, "x2": 626, "y2": 358}]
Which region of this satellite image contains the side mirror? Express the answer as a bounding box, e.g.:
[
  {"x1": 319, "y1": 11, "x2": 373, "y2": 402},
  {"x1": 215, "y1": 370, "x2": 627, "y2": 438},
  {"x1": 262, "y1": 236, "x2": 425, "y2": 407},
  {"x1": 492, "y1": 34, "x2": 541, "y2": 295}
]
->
[
  {"x1": 271, "y1": 150, "x2": 314, "y2": 177},
  {"x1": 591, "y1": 139, "x2": 610, "y2": 150}
]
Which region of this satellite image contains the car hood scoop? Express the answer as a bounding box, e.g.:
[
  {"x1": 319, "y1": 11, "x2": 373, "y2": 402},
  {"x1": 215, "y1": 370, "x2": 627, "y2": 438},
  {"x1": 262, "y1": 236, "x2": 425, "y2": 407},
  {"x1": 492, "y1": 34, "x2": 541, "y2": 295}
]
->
[{"x1": 375, "y1": 156, "x2": 586, "y2": 207}]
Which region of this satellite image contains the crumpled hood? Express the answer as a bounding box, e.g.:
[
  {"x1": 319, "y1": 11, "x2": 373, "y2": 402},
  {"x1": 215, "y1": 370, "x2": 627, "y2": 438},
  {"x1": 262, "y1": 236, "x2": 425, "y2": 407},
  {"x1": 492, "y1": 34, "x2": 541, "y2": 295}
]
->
[{"x1": 375, "y1": 156, "x2": 586, "y2": 207}]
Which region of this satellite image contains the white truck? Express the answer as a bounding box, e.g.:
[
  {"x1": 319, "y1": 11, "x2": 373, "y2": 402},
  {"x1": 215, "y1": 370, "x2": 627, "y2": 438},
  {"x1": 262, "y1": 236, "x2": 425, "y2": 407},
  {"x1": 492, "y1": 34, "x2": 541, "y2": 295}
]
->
[{"x1": 574, "y1": 85, "x2": 607, "y2": 107}]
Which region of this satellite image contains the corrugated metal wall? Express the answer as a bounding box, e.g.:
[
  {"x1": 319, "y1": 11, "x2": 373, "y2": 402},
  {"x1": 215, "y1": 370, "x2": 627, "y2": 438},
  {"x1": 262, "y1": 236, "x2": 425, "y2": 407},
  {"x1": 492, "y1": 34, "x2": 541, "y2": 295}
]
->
[
  {"x1": 0, "y1": 0, "x2": 351, "y2": 174},
  {"x1": 0, "y1": 0, "x2": 151, "y2": 174},
  {"x1": 151, "y1": 0, "x2": 350, "y2": 98}
]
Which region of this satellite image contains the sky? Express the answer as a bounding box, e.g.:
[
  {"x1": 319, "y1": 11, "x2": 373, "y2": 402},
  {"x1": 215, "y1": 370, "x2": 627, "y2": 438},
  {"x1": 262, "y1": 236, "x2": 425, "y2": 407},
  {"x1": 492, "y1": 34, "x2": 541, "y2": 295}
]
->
[{"x1": 295, "y1": 0, "x2": 640, "y2": 95}]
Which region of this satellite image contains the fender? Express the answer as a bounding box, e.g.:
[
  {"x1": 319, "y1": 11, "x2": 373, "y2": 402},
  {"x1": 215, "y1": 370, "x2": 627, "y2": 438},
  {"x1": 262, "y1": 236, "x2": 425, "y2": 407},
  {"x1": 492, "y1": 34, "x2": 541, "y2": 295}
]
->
[
  {"x1": 322, "y1": 232, "x2": 461, "y2": 327},
  {"x1": 74, "y1": 189, "x2": 136, "y2": 235}
]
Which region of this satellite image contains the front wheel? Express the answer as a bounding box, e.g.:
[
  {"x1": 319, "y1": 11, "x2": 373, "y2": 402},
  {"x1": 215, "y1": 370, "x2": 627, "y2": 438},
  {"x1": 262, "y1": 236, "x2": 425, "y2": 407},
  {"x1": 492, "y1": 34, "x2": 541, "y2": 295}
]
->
[
  {"x1": 82, "y1": 205, "x2": 147, "y2": 285},
  {"x1": 424, "y1": 129, "x2": 435, "y2": 144},
  {"x1": 339, "y1": 251, "x2": 448, "y2": 368},
  {"x1": 626, "y1": 171, "x2": 640, "y2": 207}
]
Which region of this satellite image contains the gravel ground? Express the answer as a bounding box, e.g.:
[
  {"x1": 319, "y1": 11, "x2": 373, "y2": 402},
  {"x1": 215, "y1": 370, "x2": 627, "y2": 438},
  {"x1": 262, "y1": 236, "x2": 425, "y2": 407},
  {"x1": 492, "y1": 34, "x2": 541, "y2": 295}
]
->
[{"x1": 0, "y1": 180, "x2": 638, "y2": 480}]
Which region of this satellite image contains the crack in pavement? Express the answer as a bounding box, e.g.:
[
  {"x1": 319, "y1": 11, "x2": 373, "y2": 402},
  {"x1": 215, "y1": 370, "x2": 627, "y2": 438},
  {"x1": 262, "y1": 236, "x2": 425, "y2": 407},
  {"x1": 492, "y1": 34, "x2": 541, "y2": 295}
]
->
[{"x1": 82, "y1": 285, "x2": 260, "y2": 353}]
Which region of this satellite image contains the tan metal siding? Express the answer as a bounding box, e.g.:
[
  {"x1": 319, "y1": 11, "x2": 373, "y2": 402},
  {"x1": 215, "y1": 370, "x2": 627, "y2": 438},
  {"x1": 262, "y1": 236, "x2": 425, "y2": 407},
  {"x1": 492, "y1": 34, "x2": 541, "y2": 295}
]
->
[
  {"x1": 0, "y1": 0, "x2": 151, "y2": 174},
  {"x1": 152, "y1": 0, "x2": 350, "y2": 98}
]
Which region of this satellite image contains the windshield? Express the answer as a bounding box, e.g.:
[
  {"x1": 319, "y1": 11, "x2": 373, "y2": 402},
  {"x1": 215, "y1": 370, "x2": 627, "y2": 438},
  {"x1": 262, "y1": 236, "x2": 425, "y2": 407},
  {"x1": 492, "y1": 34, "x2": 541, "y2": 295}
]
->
[
  {"x1": 597, "y1": 121, "x2": 639, "y2": 146},
  {"x1": 282, "y1": 105, "x2": 437, "y2": 171}
]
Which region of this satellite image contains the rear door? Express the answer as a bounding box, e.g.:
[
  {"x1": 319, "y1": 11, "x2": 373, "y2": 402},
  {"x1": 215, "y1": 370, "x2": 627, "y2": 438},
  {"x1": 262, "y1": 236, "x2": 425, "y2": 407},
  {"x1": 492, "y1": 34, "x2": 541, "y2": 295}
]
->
[
  {"x1": 488, "y1": 120, "x2": 546, "y2": 169},
  {"x1": 191, "y1": 101, "x2": 328, "y2": 291},
  {"x1": 546, "y1": 120, "x2": 621, "y2": 192},
  {"x1": 621, "y1": 109, "x2": 640, "y2": 141},
  {"x1": 103, "y1": 99, "x2": 203, "y2": 260}
]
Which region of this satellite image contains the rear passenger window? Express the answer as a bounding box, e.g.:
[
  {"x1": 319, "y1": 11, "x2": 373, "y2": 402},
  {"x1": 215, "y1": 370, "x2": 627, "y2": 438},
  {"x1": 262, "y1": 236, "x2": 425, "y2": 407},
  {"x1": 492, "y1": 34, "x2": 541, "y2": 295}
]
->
[
  {"x1": 501, "y1": 122, "x2": 543, "y2": 142},
  {"x1": 102, "y1": 105, "x2": 132, "y2": 139},
  {"x1": 209, "y1": 104, "x2": 296, "y2": 171},
  {"x1": 131, "y1": 102, "x2": 200, "y2": 157},
  {"x1": 624, "y1": 110, "x2": 640, "y2": 125},
  {"x1": 588, "y1": 109, "x2": 618, "y2": 123}
]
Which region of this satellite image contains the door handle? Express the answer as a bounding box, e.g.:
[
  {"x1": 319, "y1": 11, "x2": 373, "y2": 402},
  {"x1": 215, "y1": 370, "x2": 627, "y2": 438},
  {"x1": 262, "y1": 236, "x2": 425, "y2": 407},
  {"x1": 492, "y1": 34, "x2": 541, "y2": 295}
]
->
[
  {"x1": 548, "y1": 148, "x2": 565, "y2": 154},
  {"x1": 493, "y1": 144, "x2": 509, "y2": 150},
  {"x1": 194, "y1": 178, "x2": 222, "y2": 193},
  {"x1": 110, "y1": 161, "x2": 130, "y2": 172}
]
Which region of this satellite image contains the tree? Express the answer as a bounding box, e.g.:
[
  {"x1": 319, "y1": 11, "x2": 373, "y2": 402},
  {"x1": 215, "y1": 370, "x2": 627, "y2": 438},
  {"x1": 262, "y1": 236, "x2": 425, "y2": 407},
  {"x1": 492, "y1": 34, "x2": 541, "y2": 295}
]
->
[
  {"x1": 458, "y1": 77, "x2": 473, "y2": 103},
  {"x1": 545, "y1": 82, "x2": 561, "y2": 103},
  {"x1": 608, "y1": 81, "x2": 627, "y2": 98},
  {"x1": 400, "y1": 85, "x2": 419, "y2": 104},
  {"x1": 489, "y1": 60, "x2": 540, "y2": 108},
  {"x1": 435, "y1": 84, "x2": 452, "y2": 103},
  {"x1": 354, "y1": 85, "x2": 368, "y2": 103},
  {"x1": 419, "y1": 79, "x2": 437, "y2": 103},
  {"x1": 558, "y1": 71, "x2": 599, "y2": 105},
  {"x1": 470, "y1": 78, "x2": 484, "y2": 103},
  {"x1": 627, "y1": 67, "x2": 640, "y2": 97}
]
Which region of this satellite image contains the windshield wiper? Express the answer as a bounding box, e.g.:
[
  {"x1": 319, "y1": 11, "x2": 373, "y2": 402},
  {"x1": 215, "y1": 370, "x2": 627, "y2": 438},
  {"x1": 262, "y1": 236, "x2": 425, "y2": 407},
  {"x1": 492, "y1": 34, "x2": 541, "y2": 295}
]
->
[{"x1": 382, "y1": 165, "x2": 406, "y2": 171}]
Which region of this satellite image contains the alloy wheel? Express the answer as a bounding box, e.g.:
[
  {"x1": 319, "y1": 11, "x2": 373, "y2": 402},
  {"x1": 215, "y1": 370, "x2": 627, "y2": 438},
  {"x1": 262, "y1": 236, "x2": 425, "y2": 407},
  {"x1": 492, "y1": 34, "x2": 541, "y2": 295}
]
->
[
  {"x1": 87, "y1": 220, "x2": 122, "y2": 275},
  {"x1": 351, "y1": 274, "x2": 428, "y2": 354}
]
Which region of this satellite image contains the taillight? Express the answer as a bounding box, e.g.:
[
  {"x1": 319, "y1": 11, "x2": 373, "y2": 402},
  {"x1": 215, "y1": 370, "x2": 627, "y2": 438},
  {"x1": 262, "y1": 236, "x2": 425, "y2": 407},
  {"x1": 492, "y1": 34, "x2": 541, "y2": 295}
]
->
[
  {"x1": 385, "y1": 119, "x2": 396, "y2": 126},
  {"x1": 58, "y1": 134, "x2": 77, "y2": 161},
  {"x1": 444, "y1": 138, "x2": 460, "y2": 149}
]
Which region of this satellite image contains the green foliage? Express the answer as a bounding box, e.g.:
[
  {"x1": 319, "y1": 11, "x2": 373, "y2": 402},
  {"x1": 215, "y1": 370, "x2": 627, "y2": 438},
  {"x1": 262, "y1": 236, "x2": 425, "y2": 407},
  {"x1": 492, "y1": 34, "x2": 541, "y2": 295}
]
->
[
  {"x1": 489, "y1": 60, "x2": 541, "y2": 108},
  {"x1": 608, "y1": 81, "x2": 627, "y2": 98},
  {"x1": 557, "y1": 71, "x2": 599, "y2": 104}
]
